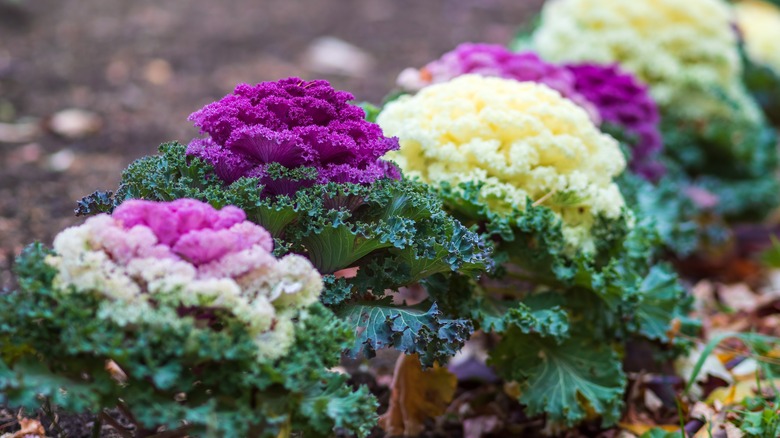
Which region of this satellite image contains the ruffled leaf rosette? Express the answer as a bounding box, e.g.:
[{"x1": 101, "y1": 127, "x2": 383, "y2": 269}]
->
[
  {"x1": 0, "y1": 199, "x2": 377, "y2": 437},
  {"x1": 395, "y1": 43, "x2": 666, "y2": 182},
  {"x1": 76, "y1": 77, "x2": 493, "y2": 367},
  {"x1": 388, "y1": 42, "x2": 723, "y2": 256},
  {"x1": 376, "y1": 75, "x2": 693, "y2": 427},
  {"x1": 530, "y1": 0, "x2": 780, "y2": 221}
]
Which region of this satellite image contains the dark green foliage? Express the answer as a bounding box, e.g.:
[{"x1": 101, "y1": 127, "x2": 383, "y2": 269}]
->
[
  {"x1": 74, "y1": 190, "x2": 115, "y2": 216},
  {"x1": 618, "y1": 171, "x2": 731, "y2": 256},
  {"x1": 423, "y1": 178, "x2": 693, "y2": 427},
  {"x1": 335, "y1": 298, "x2": 472, "y2": 366},
  {"x1": 490, "y1": 331, "x2": 626, "y2": 427},
  {"x1": 0, "y1": 244, "x2": 377, "y2": 437},
  {"x1": 77, "y1": 142, "x2": 493, "y2": 367},
  {"x1": 742, "y1": 49, "x2": 780, "y2": 126},
  {"x1": 658, "y1": 107, "x2": 779, "y2": 222}
]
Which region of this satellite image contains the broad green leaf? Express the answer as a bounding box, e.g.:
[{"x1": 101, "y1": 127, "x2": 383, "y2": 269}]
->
[{"x1": 490, "y1": 333, "x2": 626, "y2": 426}]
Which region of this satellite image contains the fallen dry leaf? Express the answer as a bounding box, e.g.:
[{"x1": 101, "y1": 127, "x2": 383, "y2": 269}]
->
[
  {"x1": 0, "y1": 121, "x2": 40, "y2": 143},
  {"x1": 676, "y1": 348, "x2": 734, "y2": 399},
  {"x1": 378, "y1": 353, "x2": 457, "y2": 436},
  {"x1": 706, "y1": 378, "x2": 780, "y2": 405},
  {"x1": 105, "y1": 359, "x2": 128, "y2": 384},
  {"x1": 717, "y1": 283, "x2": 759, "y2": 313},
  {"x1": 618, "y1": 421, "x2": 678, "y2": 436},
  {"x1": 333, "y1": 266, "x2": 359, "y2": 279},
  {"x1": 0, "y1": 417, "x2": 47, "y2": 438}
]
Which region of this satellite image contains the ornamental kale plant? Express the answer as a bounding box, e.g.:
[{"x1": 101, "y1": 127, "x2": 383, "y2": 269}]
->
[
  {"x1": 187, "y1": 77, "x2": 400, "y2": 194},
  {"x1": 396, "y1": 43, "x2": 665, "y2": 181},
  {"x1": 531, "y1": 0, "x2": 780, "y2": 221},
  {"x1": 378, "y1": 75, "x2": 693, "y2": 427},
  {"x1": 0, "y1": 199, "x2": 377, "y2": 437},
  {"x1": 77, "y1": 77, "x2": 493, "y2": 368}
]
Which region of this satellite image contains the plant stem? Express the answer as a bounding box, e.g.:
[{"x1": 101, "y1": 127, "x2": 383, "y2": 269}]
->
[
  {"x1": 100, "y1": 412, "x2": 133, "y2": 438},
  {"x1": 91, "y1": 417, "x2": 102, "y2": 438},
  {"x1": 42, "y1": 399, "x2": 66, "y2": 437}
]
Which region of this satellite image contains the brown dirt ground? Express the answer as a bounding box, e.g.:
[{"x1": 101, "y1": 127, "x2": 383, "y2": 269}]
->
[{"x1": 0, "y1": 0, "x2": 544, "y2": 289}]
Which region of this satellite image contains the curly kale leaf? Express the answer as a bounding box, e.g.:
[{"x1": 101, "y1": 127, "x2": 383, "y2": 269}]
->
[
  {"x1": 88, "y1": 143, "x2": 491, "y2": 294},
  {"x1": 489, "y1": 331, "x2": 626, "y2": 427},
  {"x1": 74, "y1": 190, "x2": 115, "y2": 216},
  {"x1": 618, "y1": 172, "x2": 713, "y2": 256},
  {"x1": 356, "y1": 102, "x2": 382, "y2": 124},
  {"x1": 334, "y1": 297, "x2": 473, "y2": 367},
  {"x1": 473, "y1": 297, "x2": 569, "y2": 341}
]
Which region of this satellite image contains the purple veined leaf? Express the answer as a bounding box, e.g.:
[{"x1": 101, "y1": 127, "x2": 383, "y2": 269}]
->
[
  {"x1": 226, "y1": 125, "x2": 308, "y2": 167},
  {"x1": 565, "y1": 63, "x2": 665, "y2": 180},
  {"x1": 186, "y1": 138, "x2": 256, "y2": 184}
]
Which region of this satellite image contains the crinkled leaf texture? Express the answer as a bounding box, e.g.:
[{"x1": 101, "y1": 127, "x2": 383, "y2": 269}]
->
[
  {"x1": 76, "y1": 142, "x2": 492, "y2": 366},
  {"x1": 0, "y1": 244, "x2": 377, "y2": 437},
  {"x1": 335, "y1": 298, "x2": 472, "y2": 367},
  {"x1": 659, "y1": 109, "x2": 779, "y2": 221},
  {"x1": 424, "y1": 178, "x2": 693, "y2": 426},
  {"x1": 617, "y1": 171, "x2": 729, "y2": 257},
  {"x1": 489, "y1": 331, "x2": 626, "y2": 427}
]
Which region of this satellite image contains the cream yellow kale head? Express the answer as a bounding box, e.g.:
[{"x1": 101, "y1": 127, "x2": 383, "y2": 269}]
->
[
  {"x1": 736, "y1": 0, "x2": 780, "y2": 73},
  {"x1": 377, "y1": 74, "x2": 626, "y2": 253},
  {"x1": 532, "y1": 0, "x2": 761, "y2": 123}
]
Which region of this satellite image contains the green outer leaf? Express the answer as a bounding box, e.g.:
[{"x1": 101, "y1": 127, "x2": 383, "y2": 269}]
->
[
  {"x1": 490, "y1": 332, "x2": 626, "y2": 427},
  {"x1": 633, "y1": 265, "x2": 690, "y2": 343},
  {"x1": 300, "y1": 222, "x2": 396, "y2": 274},
  {"x1": 473, "y1": 297, "x2": 569, "y2": 343}
]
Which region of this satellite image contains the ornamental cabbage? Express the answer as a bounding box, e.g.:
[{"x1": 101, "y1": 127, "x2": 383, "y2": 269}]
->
[
  {"x1": 396, "y1": 43, "x2": 599, "y2": 123},
  {"x1": 0, "y1": 199, "x2": 377, "y2": 437},
  {"x1": 532, "y1": 0, "x2": 762, "y2": 123},
  {"x1": 735, "y1": 0, "x2": 780, "y2": 73},
  {"x1": 377, "y1": 74, "x2": 626, "y2": 253},
  {"x1": 47, "y1": 198, "x2": 320, "y2": 360},
  {"x1": 187, "y1": 77, "x2": 400, "y2": 195},
  {"x1": 395, "y1": 43, "x2": 664, "y2": 181},
  {"x1": 378, "y1": 74, "x2": 692, "y2": 427}
]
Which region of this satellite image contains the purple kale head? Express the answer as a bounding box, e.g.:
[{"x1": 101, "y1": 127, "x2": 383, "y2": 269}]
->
[
  {"x1": 187, "y1": 77, "x2": 401, "y2": 196},
  {"x1": 566, "y1": 64, "x2": 665, "y2": 181},
  {"x1": 397, "y1": 43, "x2": 600, "y2": 122}
]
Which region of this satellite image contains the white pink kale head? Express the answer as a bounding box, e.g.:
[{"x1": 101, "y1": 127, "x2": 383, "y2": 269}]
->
[{"x1": 47, "y1": 199, "x2": 323, "y2": 359}]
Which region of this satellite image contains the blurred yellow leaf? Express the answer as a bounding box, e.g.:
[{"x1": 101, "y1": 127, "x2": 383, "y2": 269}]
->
[
  {"x1": 618, "y1": 422, "x2": 679, "y2": 435},
  {"x1": 706, "y1": 378, "x2": 780, "y2": 405},
  {"x1": 378, "y1": 353, "x2": 457, "y2": 436}
]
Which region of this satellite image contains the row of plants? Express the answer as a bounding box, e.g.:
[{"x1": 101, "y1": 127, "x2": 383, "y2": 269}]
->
[{"x1": 3, "y1": 0, "x2": 780, "y2": 436}]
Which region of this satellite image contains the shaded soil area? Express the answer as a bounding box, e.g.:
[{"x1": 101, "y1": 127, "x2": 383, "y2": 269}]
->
[{"x1": 0, "y1": 0, "x2": 544, "y2": 289}]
